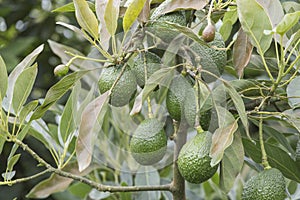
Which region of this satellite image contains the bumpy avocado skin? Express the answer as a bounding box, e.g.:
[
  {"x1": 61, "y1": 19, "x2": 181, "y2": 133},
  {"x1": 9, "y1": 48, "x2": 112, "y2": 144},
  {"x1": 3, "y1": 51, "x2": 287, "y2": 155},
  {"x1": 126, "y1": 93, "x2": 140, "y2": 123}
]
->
[
  {"x1": 177, "y1": 131, "x2": 218, "y2": 184},
  {"x1": 242, "y1": 168, "x2": 286, "y2": 200},
  {"x1": 131, "y1": 51, "x2": 161, "y2": 87},
  {"x1": 130, "y1": 118, "x2": 167, "y2": 165},
  {"x1": 98, "y1": 65, "x2": 137, "y2": 107}
]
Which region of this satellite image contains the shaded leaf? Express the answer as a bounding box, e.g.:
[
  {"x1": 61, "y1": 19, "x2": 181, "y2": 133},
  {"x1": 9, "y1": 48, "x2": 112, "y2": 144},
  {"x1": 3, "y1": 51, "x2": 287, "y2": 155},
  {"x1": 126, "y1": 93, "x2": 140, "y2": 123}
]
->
[
  {"x1": 243, "y1": 138, "x2": 300, "y2": 183},
  {"x1": 52, "y1": 1, "x2": 95, "y2": 12},
  {"x1": 5, "y1": 45, "x2": 44, "y2": 110},
  {"x1": 19, "y1": 100, "x2": 39, "y2": 123},
  {"x1": 256, "y1": 0, "x2": 284, "y2": 28},
  {"x1": 233, "y1": 28, "x2": 253, "y2": 78},
  {"x1": 210, "y1": 119, "x2": 238, "y2": 166},
  {"x1": 130, "y1": 91, "x2": 143, "y2": 116},
  {"x1": 284, "y1": 29, "x2": 300, "y2": 56},
  {"x1": 12, "y1": 64, "x2": 38, "y2": 113},
  {"x1": 0, "y1": 56, "x2": 8, "y2": 100},
  {"x1": 151, "y1": 0, "x2": 206, "y2": 19},
  {"x1": 9, "y1": 123, "x2": 31, "y2": 160},
  {"x1": 123, "y1": 0, "x2": 147, "y2": 32},
  {"x1": 31, "y1": 71, "x2": 89, "y2": 120},
  {"x1": 283, "y1": 109, "x2": 300, "y2": 133},
  {"x1": 276, "y1": 11, "x2": 300, "y2": 35},
  {"x1": 95, "y1": 0, "x2": 110, "y2": 50},
  {"x1": 2, "y1": 171, "x2": 16, "y2": 181},
  {"x1": 76, "y1": 91, "x2": 109, "y2": 172},
  {"x1": 27, "y1": 162, "x2": 93, "y2": 198},
  {"x1": 74, "y1": 0, "x2": 99, "y2": 40},
  {"x1": 220, "y1": 132, "x2": 244, "y2": 193},
  {"x1": 287, "y1": 76, "x2": 300, "y2": 108},
  {"x1": 104, "y1": 0, "x2": 120, "y2": 36},
  {"x1": 236, "y1": 0, "x2": 272, "y2": 53},
  {"x1": 219, "y1": 6, "x2": 238, "y2": 41},
  {"x1": 138, "y1": 0, "x2": 150, "y2": 23},
  {"x1": 224, "y1": 82, "x2": 250, "y2": 139}
]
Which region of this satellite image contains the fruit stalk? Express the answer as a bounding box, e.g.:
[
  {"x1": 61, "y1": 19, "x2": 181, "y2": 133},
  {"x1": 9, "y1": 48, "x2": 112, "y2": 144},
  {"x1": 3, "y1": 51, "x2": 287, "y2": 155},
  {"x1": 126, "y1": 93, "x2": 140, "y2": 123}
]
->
[
  {"x1": 259, "y1": 116, "x2": 271, "y2": 169},
  {"x1": 171, "y1": 121, "x2": 188, "y2": 200}
]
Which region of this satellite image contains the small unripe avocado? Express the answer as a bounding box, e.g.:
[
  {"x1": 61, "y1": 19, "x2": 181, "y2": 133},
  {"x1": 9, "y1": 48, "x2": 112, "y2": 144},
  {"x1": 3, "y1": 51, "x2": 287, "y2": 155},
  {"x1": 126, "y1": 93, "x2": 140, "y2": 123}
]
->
[
  {"x1": 98, "y1": 65, "x2": 137, "y2": 107},
  {"x1": 202, "y1": 23, "x2": 216, "y2": 42},
  {"x1": 54, "y1": 64, "x2": 69, "y2": 76},
  {"x1": 129, "y1": 118, "x2": 167, "y2": 165},
  {"x1": 177, "y1": 131, "x2": 218, "y2": 184},
  {"x1": 242, "y1": 168, "x2": 286, "y2": 200}
]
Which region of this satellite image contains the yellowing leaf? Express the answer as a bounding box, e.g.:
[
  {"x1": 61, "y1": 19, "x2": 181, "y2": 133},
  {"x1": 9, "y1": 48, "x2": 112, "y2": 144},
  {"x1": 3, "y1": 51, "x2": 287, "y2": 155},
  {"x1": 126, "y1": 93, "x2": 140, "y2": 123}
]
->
[
  {"x1": 74, "y1": 0, "x2": 99, "y2": 40},
  {"x1": 123, "y1": 0, "x2": 147, "y2": 32},
  {"x1": 104, "y1": 0, "x2": 120, "y2": 36}
]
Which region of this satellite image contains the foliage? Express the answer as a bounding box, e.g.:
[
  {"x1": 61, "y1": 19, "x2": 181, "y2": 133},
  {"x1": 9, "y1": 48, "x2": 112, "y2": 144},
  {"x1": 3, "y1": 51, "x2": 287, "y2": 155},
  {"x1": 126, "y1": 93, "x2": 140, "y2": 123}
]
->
[{"x1": 0, "y1": 0, "x2": 300, "y2": 199}]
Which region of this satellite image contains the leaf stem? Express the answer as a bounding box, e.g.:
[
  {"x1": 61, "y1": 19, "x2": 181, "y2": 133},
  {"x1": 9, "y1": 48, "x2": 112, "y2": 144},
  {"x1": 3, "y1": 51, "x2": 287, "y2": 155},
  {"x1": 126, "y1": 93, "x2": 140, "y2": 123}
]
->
[{"x1": 258, "y1": 115, "x2": 271, "y2": 169}]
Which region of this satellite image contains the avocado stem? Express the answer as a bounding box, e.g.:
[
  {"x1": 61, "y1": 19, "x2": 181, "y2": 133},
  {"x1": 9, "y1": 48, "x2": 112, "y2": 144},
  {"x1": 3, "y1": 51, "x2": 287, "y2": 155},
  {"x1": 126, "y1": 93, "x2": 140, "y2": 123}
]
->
[{"x1": 259, "y1": 115, "x2": 271, "y2": 169}]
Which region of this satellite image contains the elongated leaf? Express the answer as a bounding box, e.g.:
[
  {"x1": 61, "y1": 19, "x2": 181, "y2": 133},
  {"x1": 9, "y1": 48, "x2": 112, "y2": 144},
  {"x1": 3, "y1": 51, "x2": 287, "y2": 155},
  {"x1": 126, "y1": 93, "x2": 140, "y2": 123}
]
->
[
  {"x1": 27, "y1": 162, "x2": 93, "y2": 198},
  {"x1": 210, "y1": 120, "x2": 238, "y2": 166},
  {"x1": 19, "y1": 100, "x2": 39, "y2": 123},
  {"x1": 236, "y1": 0, "x2": 272, "y2": 53},
  {"x1": 12, "y1": 64, "x2": 38, "y2": 113},
  {"x1": 7, "y1": 154, "x2": 21, "y2": 172},
  {"x1": 243, "y1": 139, "x2": 300, "y2": 183},
  {"x1": 56, "y1": 22, "x2": 85, "y2": 38},
  {"x1": 123, "y1": 0, "x2": 147, "y2": 32},
  {"x1": 104, "y1": 0, "x2": 120, "y2": 36},
  {"x1": 287, "y1": 76, "x2": 300, "y2": 108},
  {"x1": 0, "y1": 56, "x2": 8, "y2": 100},
  {"x1": 74, "y1": 0, "x2": 99, "y2": 40},
  {"x1": 31, "y1": 71, "x2": 89, "y2": 120},
  {"x1": 130, "y1": 91, "x2": 143, "y2": 116},
  {"x1": 276, "y1": 11, "x2": 300, "y2": 35},
  {"x1": 95, "y1": 0, "x2": 110, "y2": 50},
  {"x1": 224, "y1": 82, "x2": 250, "y2": 139},
  {"x1": 76, "y1": 91, "x2": 109, "y2": 172},
  {"x1": 135, "y1": 166, "x2": 161, "y2": 200},
  {"x1": 151, "y1": 0, "x2": 206, "y2": 19},
  {"x1": 220, "y1": 6, "x2": 238, "y2": 41},
  {"x1": 220, "y1": 133, "x2": 244, "y2": 193},
  {"x1": 138, "y1": 0, "x2": 150, "y2": 23},
  {"x1": 284, "y1": 29, "x2": 300, "y2": 55},
  {"x1": 233, "y1": 28, "x2": 253, "y2": 78},
  {"x1": 52, "y1": 1, "x2": 95, "y2": 12},
  {"x1": 142, "y1": 67, "x2": 175, "y2": 101},
  {"x1": 5, "y1": 45, "x2": 44, "y2": 109}
]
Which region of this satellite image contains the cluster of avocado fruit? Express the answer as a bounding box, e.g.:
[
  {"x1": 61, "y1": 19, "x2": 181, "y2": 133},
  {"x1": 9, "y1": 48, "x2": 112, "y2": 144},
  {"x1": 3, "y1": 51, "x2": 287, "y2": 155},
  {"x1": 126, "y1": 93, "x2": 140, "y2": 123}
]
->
[{"x1": 98, "y1": 10, "x2": 288, "y2": 198}]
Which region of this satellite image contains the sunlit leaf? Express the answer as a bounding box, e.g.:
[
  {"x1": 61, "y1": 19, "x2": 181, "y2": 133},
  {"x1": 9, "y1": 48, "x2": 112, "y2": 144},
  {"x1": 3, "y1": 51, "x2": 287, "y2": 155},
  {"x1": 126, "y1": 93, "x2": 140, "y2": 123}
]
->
[
  {"x1": 52, "y1": 1, "x2": 95, "y2": 13},
  {"x1": 12, "y1": 64, "x2": 38, "y2": 113},
  {"x1": 243, "y1": 139, "x2": 300, "y2": 183},
  {"x1": 287, "y1": 76, "x2": 300, "y2": 108},
  {"x1": 2, "y1": 171, "x2": 16, "y2": 181},
  {"x1": 236, "y1": 0, "x2": 272, "y2": 53},
  {"x1": 56, "y1": 22, "x2": 85, "y2": 38},
  {"x1": 233, "y1": 28, "x2": 253, "y2": 78},
  {"x1": 74, "y1": 0, "x2": 99, "y2": 40},
  {"x1": 31, "y1": 70, "x2": 89, "y2": 120},
  {"x1": 123, "y1": 0, "x2": 147, "y2": 32},
  {"x1": 224, "y1": 82, "x2": 250, "y2": 139},
  {"x1": 19, "y1": 100, "x2": 39, "y2": 123},
  {"x1": 95, "y1": 0, "x2": 110, "y2": 50},
  {"x1": 76, "y1": 91, "x2": 109, "y2": 172},
  {"x1": 130, "y1": 91, "x2": 143, "y2": 116},
  {"x1": 104, "y1": 0, "x2": 120, "y2": 36},
  {"x1": 220, "y1": 133, "x2": 244, "y2": 193},
  {"x1": 275, "y1": 11, "x2": 300, "y2": 35},
  {"x1": 284, "y1": 29, "x2": 300, "y2": 56},
  {"x1": 0, "y1": 56, "x2": 8, "y2": 100},
  {"x1": 5, "y1": 45, "x2": 44, "y2": 110},
  {"x1": 151, "y1": 0, "x2": 206, "y2": 19},
  {"x1": 7, "y1": 154, "x2": 21, "y2": 172},
  {"x1": 210, "y1": 119, "x2": 238, "y2": 166}
]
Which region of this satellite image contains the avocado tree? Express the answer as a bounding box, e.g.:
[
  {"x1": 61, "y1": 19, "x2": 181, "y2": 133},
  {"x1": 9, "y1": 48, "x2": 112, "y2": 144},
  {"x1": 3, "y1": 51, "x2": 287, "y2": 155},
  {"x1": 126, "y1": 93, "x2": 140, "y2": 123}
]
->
[{"x1": 0, "y1": 0, "x2": 300, "y2": 199}]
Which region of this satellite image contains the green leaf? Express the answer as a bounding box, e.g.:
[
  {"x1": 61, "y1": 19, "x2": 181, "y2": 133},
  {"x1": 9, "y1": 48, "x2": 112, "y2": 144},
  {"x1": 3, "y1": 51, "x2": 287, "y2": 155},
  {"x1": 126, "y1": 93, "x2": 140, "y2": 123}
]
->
[
  {"x1": 5, "y1": 45, "x2": 44, "y2": 110},
  {"x1": 210, "y1": 119, "x2": 238, "y2": 166},
  {"x1": 12, "y1": 64, "x2": 38, "y2": 113},
  {"x1": 134, "y1": 166, "x2": 161, "y2": 200},
  {"x1": 27, "y1": 162, "x2": 92, "y2": 198},
  {"x1": 233, "y1": 28, "x2": 253, "y2": 78},
  {"x1": 220, "y1": 6, "x2": 238, "y2": 41},
  {"x1": 30, "y1": 70, "x2": 89, "y2": 120},
  {"x1": 52, "y1": 1, "x2": 95, "y2": 13},
  {"x1": 104, "y1": 0, "x2": 120, "y2": 36},
  {"x1": 284, "y1": 29, "x2": 300, "y2": 56},
  {"x1": 276, "y1": 11, "x2": 300, "y2": 35},
  {"x1": 142, "y1": 66, "x2": 175, "y2": 101},
  {"x1": 60, "y1": 83, "x2": 79, "y2": 142},
  {"x1": 73, "y1": 0, "x2": 99, "y2": 40},
  {"x1": 224, "y1": 82, "x2": 250, "y2": 139},
  {"x1": 236, "y1": 0, "x2": 272, "y2": 53},
  {"x1": 287, "y1": 76, "x2": 300, "y2": 108},
  {"x1": 68, "y1": 182, "x2": 91, "y2": 198},
  {"x1": 123, "y1": 0, "x2": 147, "y2": 32},
  {"x1": 0, "y1": 56, "x2": 8, "y2": 100},
  {"x1": 19, "y1": 100, "x2": 39, "y2": 124},
  {"x1": 7, "y1": 154, "x2": 21, "y2": 172},
  {"x1": 220, "y1": 133, "x2": 244, "y2": 193},
  {"x1": 243, "y1": 138, "x2": 300, "y2": 183},
  {"x1": 76, "y1": 91, "x2": 109, "y2": 172}
]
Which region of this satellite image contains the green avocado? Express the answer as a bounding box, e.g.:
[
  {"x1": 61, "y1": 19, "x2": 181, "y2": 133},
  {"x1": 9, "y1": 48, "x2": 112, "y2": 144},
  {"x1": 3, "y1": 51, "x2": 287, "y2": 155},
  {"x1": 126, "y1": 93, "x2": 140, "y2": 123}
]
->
[
  {"x1": 129, "y1": 118, "x2": 167, "y2": 165},
  {"x1": 242, "y1": 168, "x2": 286, "y2": 200}
]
